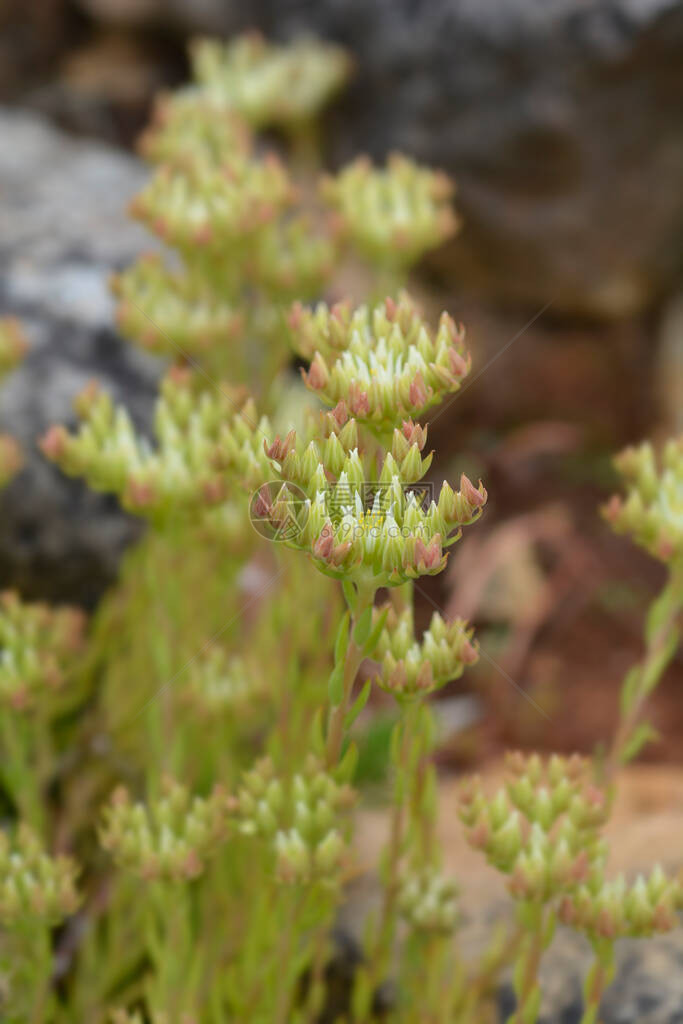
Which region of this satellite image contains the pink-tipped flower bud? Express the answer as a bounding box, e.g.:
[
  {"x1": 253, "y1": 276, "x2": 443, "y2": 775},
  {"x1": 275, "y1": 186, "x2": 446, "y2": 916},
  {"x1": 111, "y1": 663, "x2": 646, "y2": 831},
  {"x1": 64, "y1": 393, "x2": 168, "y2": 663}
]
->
[
  {"x1": 401, "y1": 419, "x2": 428, "y2": 451},
  {"x1": 331, "y1": 401, "x2": 349, "y2": 429},
  {"x1": 460, "y1": 473, "x2": 486, "y2": 509},
  {"x1": 313, "y1": 525, "x2": 335, "y2": 561},
  {"x1": 253, "y1": 485, "x2": 273, "y2": 519},
  {"x1": 348, "y1": 382, "x2": 370, "y2": 418},
  {"x1": 448, "y1": 348, "x2": 469, "y2": 378},
  {"x1": 305, "y1": 353, "x2": 329, "y2": 391},
  {"x1": 264, "y1": 429, "x2": 296, "y2": 462},
  {"x1": 408, "y1": 371, "x2": 429, "y2": 409},
  {"x1": 39, "y1": 425, "x2": 68, "y2": 462}
]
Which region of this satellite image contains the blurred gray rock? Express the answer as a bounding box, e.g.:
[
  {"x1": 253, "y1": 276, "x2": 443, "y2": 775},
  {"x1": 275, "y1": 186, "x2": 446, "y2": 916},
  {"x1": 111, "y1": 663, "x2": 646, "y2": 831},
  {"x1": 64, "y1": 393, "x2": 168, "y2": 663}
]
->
[
  {"x1": 501, "y1": 927, "x2": 683, "y2": 1023},
  {"x1": 77, "y1": 0, "x2": 683, "y2": 319},
  {"x1": 0, "y1": 108, "x2": 161, "y2": 604},
  {"x1": 269, "y1": 0, "x2": 683, "y2": 319}
]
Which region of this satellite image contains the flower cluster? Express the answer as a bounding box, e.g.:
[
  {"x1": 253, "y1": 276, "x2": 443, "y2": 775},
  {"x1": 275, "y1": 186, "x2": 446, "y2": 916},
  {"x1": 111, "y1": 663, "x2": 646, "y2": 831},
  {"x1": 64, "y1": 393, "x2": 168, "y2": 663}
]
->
[
  {"x1": 190, "y1": 32, "x2": 352, "y2": 130},
  {"x1": 112, "y1": 253, "x2": 244, "y2": 357},
  {"x1": 290, "y1": 294, "x2": 471, "y2": 432},
  {"x1": 559, "y1": 866, "x2": 681, "y2": 940},
  {"x1": 257, "y1": 449, "x2": 484, "y2": 587},
  {"x1": 248, "y1": 216, "x2": 339, "y2": 302},
  {"x1": 113, "y1": 34, "x2": 352, "y2": 375},
  {"x1": 256, "y1": 406, "x2": 485, "y2": 586},
  {"x1": 397, "y1": 868, "x2": 459, "y2": 933},
  {"x1": 604, "y1": 437, "x2": 683, "y2": 563},
  {"x1": 99, "y1": 779, "x2": 229, "y2": 882},
  {"x1": 0, "y1": 824, "x2": 80, "y2": 925},
  {"x1": 459, "y1": 753, "x2": 609, "y2": 903},
  {"x1": 40, "y1": 372, "x2": 271, "y2": 524},
  {"x1": 137, "y1": 90, "x2": 251, "y2": 167},
  {"x1": 320, "y1": 154, "x2": 458, "y2": 269},
  {"x1": 129, "y1": 153, "x2": 294, "y2": 254},
  {"x1": 0, "y1": 591, "x2": 85, "y2": 713},
  {"x1": 374, "y1": 604, "x2": 477, "y2": 697},
  {"x1": 179, "y1": 648, "x2": 270, "y2": 721},
  {"x1": 229, "y1": 754, "x2": 355, "y2": 885}
]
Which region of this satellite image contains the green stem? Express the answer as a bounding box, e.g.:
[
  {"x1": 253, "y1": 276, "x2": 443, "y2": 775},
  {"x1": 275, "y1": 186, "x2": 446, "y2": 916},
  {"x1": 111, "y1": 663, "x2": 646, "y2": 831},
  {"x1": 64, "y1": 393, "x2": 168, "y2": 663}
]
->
[
  {"x1": 0, "y1": 711, "x2": 47, "y2": 835},
  {"x1": 354, "y1": 695, "x2": 422, "y2": 1021},
  {"x1": 579, "y1": 940, "x2": 615, "y2": 1024},
  {"x1": 607, "y1": 558, "x2": 683, "y2": 780},
  {"x1": 273, "y1": 888, "x2": 307, "y2": 1024},
  {"x1": 507, "y1": 903, "x2": 553, "y2": 1024},
  {"x1": 454, "y1": 923, "x2": 525, "y2": 1021},
  {"x1": 325, "y1": 582, "x2": 376, "y2": 770}
]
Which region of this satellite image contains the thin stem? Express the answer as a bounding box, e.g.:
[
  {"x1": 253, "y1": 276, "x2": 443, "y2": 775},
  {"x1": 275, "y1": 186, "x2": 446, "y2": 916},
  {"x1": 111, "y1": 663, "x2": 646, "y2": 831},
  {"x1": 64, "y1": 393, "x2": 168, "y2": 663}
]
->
[
  {"x1": 579, "y1": 940, "x2": 615, "y2": 1024},
  {"x1": 354, "y1": 696, "x2": 422, "y2": 1021},
  {"x1": 273, "y1": 888, "x2": 307, "y2": 1024},
  {"x1": 325, "y1": 582, "x2": 376, "y2": 770},
  {"x1": 457, "y1": 923, "x2": 526, "y2": 1019},
  {"x1": 507, "y1": 904, "x2": 553, "y2": 1024},
  {"x1": 0, "y1": 712, "x2": 47, "y2": 835},
  {"x1": 606, "y1": 559, "x2": 683, "y2": 781}
]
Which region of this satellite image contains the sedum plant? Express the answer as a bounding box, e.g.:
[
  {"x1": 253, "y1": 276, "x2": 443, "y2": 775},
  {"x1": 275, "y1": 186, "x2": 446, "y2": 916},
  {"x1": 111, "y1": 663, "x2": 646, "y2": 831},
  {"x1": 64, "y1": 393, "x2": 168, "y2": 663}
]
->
[
  {"x1": 0, "y1": 316, "x2": 26, "y2": 487},
  {"x1": 321, "y1": 154, "x2": 458, "y2": 279},
  {"x1": 0, "y1": 824, "x2": 80, "y2": 1022},
  {"x1": 0, "y1": 27, "x2": 680, "y2": 1024}
]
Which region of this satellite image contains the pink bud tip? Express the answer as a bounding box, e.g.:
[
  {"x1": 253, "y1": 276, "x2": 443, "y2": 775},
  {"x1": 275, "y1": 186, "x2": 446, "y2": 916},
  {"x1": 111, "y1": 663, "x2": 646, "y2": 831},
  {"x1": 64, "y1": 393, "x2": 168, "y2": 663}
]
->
[
  {"x1": 408, "y1": 371, "x2": 429, "y2": 408},
  {"x1": 253, "y1": 485, "x2": 272, "y2": 519},
  {"x1": 330, "y1": 540, "x2": 352, "y2": 567},
  {"x1": 461, "y1": 639, "x2": 478, "y2": 664},
  {"x1": 313, "y1": 526, "x2": 335, "y2": 560},
  {"x1": 603, "y1": 494, "x2": 622, "y2": 523},
  {"x1": 183, "y1": 849, "x2": 203, "y2": 879},
  {"x1": 448, "y1": 348, "x2": 469, "y2": 377},
  {"x1": 349, "y1": 385, "x2": 370, "y2": 417},
  {"x1": 653, "y1": 902, "x2": 676, "y2": 931},
  {"x1": 306, "y1": 355, "x2": 328, "y2": 391},
  {"x1": 202, "y1": 478, "x2": 226, "y2": 505},
  {"x1": 126, "y1": 479, "x2": 156, "y2": 509},
  {"x1": 468, "y1": 821, "x2": 490, "y2": 850},
  {"x1": 460, "y1": 474, "x2": 486, "y2": 508},
  {"x1": 657, "y1": 534, "x2": 675, "y2": 560},
  {"x1": 288, "y1": 302, "x2": 304, "y2": 331},
  {"x1": 194, "y1": 224, "x2": 213, "y2": 245},
  {"x1": 331, "y1": 401, "x2": 349, "y2": 428},
  {"x1": 167, "y1": 365, "x2": 192, "y2": 387},
  {"x1": 39, "y1": 425, "x2": 68, "y2": 461}
]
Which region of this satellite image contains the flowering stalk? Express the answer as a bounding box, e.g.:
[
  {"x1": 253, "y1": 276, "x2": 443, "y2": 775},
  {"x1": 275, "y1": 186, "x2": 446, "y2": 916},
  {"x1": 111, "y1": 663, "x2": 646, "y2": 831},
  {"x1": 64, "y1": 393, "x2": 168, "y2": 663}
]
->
[
  {"x1": 324, "y1": 579, "x2": 378, "y2": 770},
  {"x1": 579, "y1": 938, "x2": 616, "y2": 1024},
  {"x1": 0, "y1": 317, "x2": 26, "y2": 488},
  {"x1": 0, "y1": 593, "x2": 84, "y2": 833},
  {"x1": 0, "y1": 825, "x2": 80, "y2": 1022},
  {"x1": 603, "y1": 437, "x2": 683, "y2": 776},
  {"x1": 607, "y1": 560, "x2": 683, "y2": 777}
]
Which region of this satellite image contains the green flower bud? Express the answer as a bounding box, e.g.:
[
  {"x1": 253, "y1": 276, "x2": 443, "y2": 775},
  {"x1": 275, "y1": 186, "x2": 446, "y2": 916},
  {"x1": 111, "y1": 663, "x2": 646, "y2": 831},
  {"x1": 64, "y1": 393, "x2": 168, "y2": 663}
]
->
[
  {"x1": 0, "y1": 825, "x2": 80, "y2": 927},
  {"x1": 100, "y1": 779, "x2": 228, "y2": 882},
  {"x1": 604, "y1": 436, "x2": 683, "y2": 563},
  {"x1": 190, "y1": 33, "x2": 351, "y2": 130},
  {"x1": 320, "y1": 154, "x2": 458, "y2": 270},
  {"x1": 0, "y1": 592, "x2": 85, "y2": 715}
]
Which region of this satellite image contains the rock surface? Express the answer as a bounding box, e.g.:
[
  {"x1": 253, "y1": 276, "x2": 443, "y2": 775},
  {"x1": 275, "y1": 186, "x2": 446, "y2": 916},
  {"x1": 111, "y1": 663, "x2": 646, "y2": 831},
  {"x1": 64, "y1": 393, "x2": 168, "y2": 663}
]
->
[
  {"x1": 351, "y1": 764, "x2": 683, "y2": 1022},
  {"x1": 74, "y1": 0, "x2": 683, "y2": 319},
  {"x1": 0, "y1": 108, "x2": 161, "y2": 604}
]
